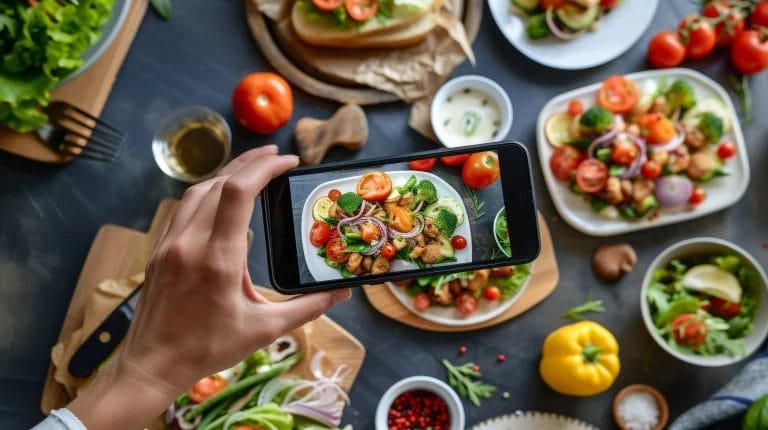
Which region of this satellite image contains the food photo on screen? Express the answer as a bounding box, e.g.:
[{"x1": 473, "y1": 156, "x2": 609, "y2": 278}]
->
[{"x1": 289, "y1": 151, "x2": 509, "y2": 283}]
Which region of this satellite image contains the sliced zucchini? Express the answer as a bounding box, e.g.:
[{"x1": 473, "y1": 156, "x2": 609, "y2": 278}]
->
[
  {"x1": 512, "y1": 0, "x2": 539, "y2": 12},
  {"x1": 556, "y1": 3, "x2": 599, "y2": 31},
  {"x1": 682, "y1": 98, "x2": 732, "y2": 133},
  {"x1": 544, "y1": 112, "x2": 574, "y2": 147},
  {"x1": 312, "y1": 196, "x2": 334, "y2": 221}
]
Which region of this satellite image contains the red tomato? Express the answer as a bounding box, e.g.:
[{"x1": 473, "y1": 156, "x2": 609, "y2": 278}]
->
[
  {"x1": 689, "y1": 186, "x2": 706, "y2": 205},
  {"x1": 360, "y1": 221, "x2": 382, "y2": 243},
  {"x1": 670, "y1": 313, "x2": 708, "y2": 347},
  {"x1": 483, "y1": 285, "x2": 501, "y2": 301},
  {"x1": 380, "y1": 243, "x2": 395, "y2": 259},
  {"x1": 408, "y1": 158, "x2": 437, "y2": 171},
  {"x1": 455, "y1": 291, "x2": 479, "y2": 315},
  {"x1": 312, "y1": 0, "x2": 342, "y2": 11},
  {"x1": 710, "y1": 297, "x2": 741, "y2": 319},
  {"x1": 648, "y1": 30, "x2": 686, "y2": 68},
  {"x1": 597, "y1": 75, "x2": 639, "y2": 114},
  {"x1": 188, "y1": 375, "x2": 227, "y2": 404},
  {"x1": 309, "y1": 221, "x2": 332, "y2": 247},
  {"x1": 717, "y1": 141, "x2": 736, "y2": 159},
  {"x1": 549, "y1": 145, "x2": 585, "y2": 182},
  {"x1": 356, "y1": 172, "x2": 392, "y2": 202},
  {"x1": 600, "y1": 0, "x2": 618, "y2": 7},
  {"x1": 702, "y1": 1, "x2": 745, "y2": 48},
  {"x1": 750, "y1": 1, "x2": 768, "y2": 27},
  {"x1": 232, "y1": 73, "x2": 293, "y2": 134},
  {"x1": 451, "y1": 235, "x2": 467, "y2": 250},
  {"x1": 328, "y1": 189, "x2": 341, "y2": 201},
  {"x1": 576, "y1": 159, "x2": 609, "y2": 193},
  {"x1": 439, "y1": 154, "x2": 470, "y2": 166},
  {"x1": 345, "y1": 0, "x2": 377, "y2": 21},
  {"x1": 610, "y1": 140, "x2": 639, "y2": 166},
  {"x1": 414, "y1": 293, "x2": 431, "y2": 312},
  {"x1": 540, "y1": 0, "x2": 565, "y2": 9},
  {"x1": 462, "y1": 152, "x2": 501, "y2": 189},
  {"x1": 679, "y1": 15, "x2": 716, "y2": 59},
  {"x1": 567, "y1": 99, "x2": 584, "y2": 117},
  {"x1": 730, "y1": 30, "x2": 768, "y2": 74},
  {"x1": 641, "y1": 160, "x2": 662, "y2": 179},
  {"x1": 326, "y1": 238, "x2": 350, "y2": 263}
]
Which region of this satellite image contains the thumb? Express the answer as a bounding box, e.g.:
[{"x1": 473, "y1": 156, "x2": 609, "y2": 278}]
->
[{"x1": 265, "y1": 289, "x2": 351, "y2": 335}]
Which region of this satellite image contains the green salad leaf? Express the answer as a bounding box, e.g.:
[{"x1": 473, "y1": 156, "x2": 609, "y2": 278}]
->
[{"x1": 0, "y1": 0, "x2": 114, "y2": 132}]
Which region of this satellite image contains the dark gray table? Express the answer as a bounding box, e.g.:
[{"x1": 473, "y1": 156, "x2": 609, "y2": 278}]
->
[{"x1": 1, "y1": 1, "x2": 766, "y2": 428}]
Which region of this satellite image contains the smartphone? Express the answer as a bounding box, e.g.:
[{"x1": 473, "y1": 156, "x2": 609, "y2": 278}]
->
[{"x1": 262, "y1": 141, "x2": 539, "y2": 294}]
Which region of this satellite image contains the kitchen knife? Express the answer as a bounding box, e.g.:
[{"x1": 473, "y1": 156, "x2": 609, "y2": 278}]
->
[{"x1": 67, "y1": 283, "x2": 142, "y2": 378}]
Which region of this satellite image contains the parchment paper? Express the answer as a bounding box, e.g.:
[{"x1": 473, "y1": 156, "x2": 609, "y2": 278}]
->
[{"x1": 255, "y1": 0, "x2": 476, "y2": 139}]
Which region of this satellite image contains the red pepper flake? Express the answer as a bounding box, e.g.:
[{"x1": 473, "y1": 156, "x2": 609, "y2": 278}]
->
[
  {"x1": 497, "y1": 354, "x2": 506, "y2": 362},
  {"x1": 458, "y1": 345, "x2": 467, "y2": 354},
  {"x1": 387, "y1": 389, "x2": 450, "y2": 430},
  {"x1": 472, "y1": 364, "x2": 481, "y2": 372}
]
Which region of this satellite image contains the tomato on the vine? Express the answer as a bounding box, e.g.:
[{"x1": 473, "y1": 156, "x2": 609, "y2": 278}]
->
[
  {"x1": 717, "y1": 141, "x2": 736, "y2": 159},
  {"x1": 731, "y1": 30, "x2": 768, "y2": 74},
  {"x1": 648, "y1": 30, "x2": 686, "y2": 68},
  {"x1": 702, "y1": 1, "x2": 745, "y2": 47},
  {"x1": 679, "y1": 15, "x2": 717, "y2": 59}
]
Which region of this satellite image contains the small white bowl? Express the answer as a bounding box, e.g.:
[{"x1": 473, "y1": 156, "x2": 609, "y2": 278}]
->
[
  {"x1": 375, "y1": 376, "x2": 465, "y2": 430},
  {"x1": 640, "y1": 237, "x2": 768, "y2": 367},
  {"x1": 431, "y1": 75, "x2": 513, "y2": 148}
]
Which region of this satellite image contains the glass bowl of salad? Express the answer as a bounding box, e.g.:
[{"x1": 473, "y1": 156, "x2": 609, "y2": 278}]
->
[{"x1": 640, "y1": 238, "x2": 768, "y2": 366}]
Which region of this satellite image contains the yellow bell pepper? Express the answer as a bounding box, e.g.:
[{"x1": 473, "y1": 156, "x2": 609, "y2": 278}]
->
[{"x1": 539, "y1": 321, "x2": 620, "y2": 397}]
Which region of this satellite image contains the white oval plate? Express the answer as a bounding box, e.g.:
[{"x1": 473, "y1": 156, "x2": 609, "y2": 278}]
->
[
  {"x1": 300, "y1": 171, "x2": 472, "y2": 282},
  {"x1": 385, "y1": 263, "x2": 531, "y2": 327},
  {"x1": 487, "y1": 0, "x2": 658, "y2": 70},
  {"x1": 537, "y1": 68, "x2": 750, "y2": 237},
  {"x1": 471, "y1": 411, "x2": 597, "y2": 430}
]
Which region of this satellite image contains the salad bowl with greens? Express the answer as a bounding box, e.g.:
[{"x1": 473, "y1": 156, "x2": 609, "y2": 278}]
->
[{"x1": 641, "y1": 238, "x2": 768, "y2": 367}]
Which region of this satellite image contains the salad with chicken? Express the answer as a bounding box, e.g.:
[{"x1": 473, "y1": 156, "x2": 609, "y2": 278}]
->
[
  {"x1": 546, "y1": 74, "x2": 736, "y2": 220},
  {"x1": 308, "y1": 171, "x2": 469, "y2": 278},
  {"x1": 513, "y1": 0, "x2": 621, "y2": 41}
]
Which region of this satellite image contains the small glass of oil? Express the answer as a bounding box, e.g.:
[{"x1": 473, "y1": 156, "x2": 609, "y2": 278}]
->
[{"x1": 152, "y1": 106, "x2": 231, "y2": 183}]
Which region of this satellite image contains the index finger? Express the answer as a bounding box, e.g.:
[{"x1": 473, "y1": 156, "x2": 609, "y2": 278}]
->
[{"x1": 211, "y1": 153, "x2": 299, "y2": 247}]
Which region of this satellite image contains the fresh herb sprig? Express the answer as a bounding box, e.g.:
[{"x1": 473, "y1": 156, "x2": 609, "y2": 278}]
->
[
  {"x1": 729, "y1": 74, "x2": 752, "y2": 124},
  {"x1": 466, "y1": 186, "x2": 485, "y2": 221},
  {"x1": 563, "y1": 298, "x2": 605, "y2": 321},
  {"x1": 442, "y1": 359, "x2": 496, "y2": 406},
  {"x1": 151, "y1": 0, "x2": 172, "y2": 21}
]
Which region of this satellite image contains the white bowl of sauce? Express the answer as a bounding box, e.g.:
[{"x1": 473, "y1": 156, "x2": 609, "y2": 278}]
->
[{"x1": 431, "y1": 75, "x2": 513, "y2": 148}]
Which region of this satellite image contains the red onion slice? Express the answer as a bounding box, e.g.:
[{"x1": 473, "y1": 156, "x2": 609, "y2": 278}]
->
[
  {"x1": 545, "y1": 7, "x2": 582, "y2": 40},
  {"x1": 648, "y1": 123, "x2": 686, "y2": 152},
  {"x1": 655, "y1": 176, "x2": 693, "y2": 207},
  {"x1": 617, "y1": 132, "x2": 648, "y2": 179},
  {"x1": 336, "y1": 202, "x2": 369, "y2": 237},
  {"x1": 587, "y1": 116, "x2": 623, "y2": 158}
]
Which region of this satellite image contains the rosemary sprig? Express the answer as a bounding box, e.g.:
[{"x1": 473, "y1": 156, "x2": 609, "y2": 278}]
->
[
  {"x1": 563, "y1": 298, "x2": 605, "y2": 321},
  {"x1": 466, "y1": 186, "x2": 485, "y2": 221},
  {"x1": 729, "y1": 74, "x2": 752, "y2": 124},
  {"x1": 442, "y1": 359, "x2": 496, "y2": 406}
]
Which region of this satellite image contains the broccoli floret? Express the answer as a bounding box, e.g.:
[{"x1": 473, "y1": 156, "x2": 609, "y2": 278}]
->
[
  {"x1": 666, "y1": 79, "x2": 696, "y2": 111},
  {"x1": 413, "y1": 180, "x2": 438, "y2": 206},
  {"x1": 336, "y1": 192, "x2": 362, "y2": 214},
  {"x1": 434, "y1": 209, "x2": 458, "y2": 236},
  {"x1": 579, "y1": 106, "x2": 614, "y2": 133},
  {"x1": 525, "y1": 14, "x2": 550, "y2": 39},
  {"x1": 697, "y1": 112, "x2": 724, "y2": 143}
]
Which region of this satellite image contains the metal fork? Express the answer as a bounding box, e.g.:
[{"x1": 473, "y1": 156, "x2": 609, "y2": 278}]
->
[{"x1": 36, "y1": 101, "x2": 125, "y2": 162}]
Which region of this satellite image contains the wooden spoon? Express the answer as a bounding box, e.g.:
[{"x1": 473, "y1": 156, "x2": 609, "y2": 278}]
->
[{"x1": 295, "y1": 104, "x2": 368, "y2": 166}]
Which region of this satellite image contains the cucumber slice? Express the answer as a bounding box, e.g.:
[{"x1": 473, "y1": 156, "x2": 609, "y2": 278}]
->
[
  {"x1": 682, "y1": 98, "x2": 732, "y2": 133},
  {"x1": 512, "y1": 0, "x2": 539, "y2": 12},
  {"x1": 556, "y1": 4, "x2": 599, "y2": 31},
  {"x1": 544, "y1": 112, "x2": 574, "y2": 147}
]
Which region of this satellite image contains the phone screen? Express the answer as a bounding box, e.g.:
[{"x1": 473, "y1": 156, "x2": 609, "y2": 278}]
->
[{"x1": 263, "y1": 142, "x2": 539, "y2": 292}]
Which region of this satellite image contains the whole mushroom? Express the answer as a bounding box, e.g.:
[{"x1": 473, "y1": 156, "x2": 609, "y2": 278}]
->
[{"x1": 593, "y1": 243, "x2": 637, "y2": 282}]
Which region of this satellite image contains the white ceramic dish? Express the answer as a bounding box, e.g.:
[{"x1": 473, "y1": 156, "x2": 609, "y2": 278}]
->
[
  {"x1": 487, "y1": 0, "x2": 658, "y2": 70},
  {"x1": 58, "y1": 0, "x2": 132, "y2": 86},
  {"x1": 375, "y1": 376, "x2": 465, "y2": 430},
  {"x1": 300, "y1": 171, "x2": 472, "y2": 282},
  {"x1": 537, "y1": 68, "x2": 750, "y2": 237},
  {"x1": 640, "y1": 237, "x2": 768, "y2": 367},
  {"x1": 431, "y1": 75, "x2": 513, "y2": 148},
  {"x1": 471, "y1": 411, "x2": 597, "y2": 430}
]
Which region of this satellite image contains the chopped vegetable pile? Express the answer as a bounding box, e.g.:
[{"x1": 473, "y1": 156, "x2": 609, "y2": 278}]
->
[{"x1": 513, "y1": 0, "x2": 621, "y2": 41}]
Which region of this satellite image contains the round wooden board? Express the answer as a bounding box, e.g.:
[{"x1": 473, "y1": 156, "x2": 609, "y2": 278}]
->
[
  {"x1": 244, "y1": 0, "x2": 483, "y2": 105},
  {"x1": 362, "y1": 212, "x2": 559, "y2": 332}
]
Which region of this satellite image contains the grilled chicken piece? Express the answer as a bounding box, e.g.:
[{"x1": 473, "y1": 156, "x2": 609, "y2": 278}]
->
[
  {"x1": 347, "y1": 253, "x2": 364, "y2": 275},
  {"x1": 467, "y1": 269, "x2": 490, "y2": 291},
  {"x1": 362, "y1": 255, "x2": 373, "y2": 272},
  {"x1": 420, "y1": 244, "x2": 442, "y2": 264},
  {"x1": 371, "y1": 256, "x2": 390, "y2": 274},
  {"x1": 423, "y1": 218, "x2": 441, "y2": 240},
  {"x1": 432, "y1": 286, "x2": 453, "y2": 305}
]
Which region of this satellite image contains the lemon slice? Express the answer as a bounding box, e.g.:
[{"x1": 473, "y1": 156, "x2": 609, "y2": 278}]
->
[
  {"x1": 312, "y1": 196, "x2": 334, "y2": 221},
  {"x1": 682, "y1": 264, "x2": 742, "y2": 303},
  {"x1": 545, "y1": 112, "x2": 574, "y2": 148}
]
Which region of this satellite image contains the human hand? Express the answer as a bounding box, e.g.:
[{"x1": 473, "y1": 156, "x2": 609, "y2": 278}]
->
[{"x1": 69, "y1": 145, "x2": 350, "y2": 429}]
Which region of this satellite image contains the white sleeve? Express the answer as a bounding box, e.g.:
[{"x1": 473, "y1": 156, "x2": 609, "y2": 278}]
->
[{"x1": 31, "y1": 409, "x2": 87, "y2": 430}]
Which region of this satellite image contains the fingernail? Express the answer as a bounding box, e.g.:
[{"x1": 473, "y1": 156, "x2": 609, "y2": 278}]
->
[
  {"x1": 282, "y1": 154, "x2": 301, "y2": 164},
  {"x1": 331, "y1": 288, "x2": 352, "y2": 305},
  {"x1": 265, "y1": 144, "x2": 279, "y2": 151}
]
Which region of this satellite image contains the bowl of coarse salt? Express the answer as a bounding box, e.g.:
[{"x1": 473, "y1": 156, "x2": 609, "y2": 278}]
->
[{"x1": 613, "y1": 384, "x2": 669, "y2": 430}]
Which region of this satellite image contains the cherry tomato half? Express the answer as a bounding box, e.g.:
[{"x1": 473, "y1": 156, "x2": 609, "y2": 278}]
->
[
  {"x1": 408, "y1": 158, "x2": 437, "y2": 171},
  {"x1": 188, "y1": 375, "x2": 228, "y2": 404},
  {"x1": 670, "y1": 313, "x2": 708, "y2": 347},
  {"x1": 439, "y1": 154, "x2": 470, "y2": 166},
  {"x1": 345, "y1": 0, "x2": 377, "y2": 21},
  {"x1": 232, "y1": 73, "x2": 293, "y2": 134},
  {"x1": 455, "y1": 291, "x2": 479, "y2": 315},
  {"x1": 647, "y1": 30, "x2": 686, "y2": 68},
  {"x1": 356, "y1": 172, "x2": 392, "y2": 202},
  {"x1": 326, "y1": 238, "x2": 350, "y2": 263},
  {"x1": 717, "y1": 141, "x2": 736, "y2": 159},
  {"x1": 309, "y1": 221, "x2": 332, "y2": 247},
  {"x1": 451, "y1": 235, "x2": 467, "y2": 250},
  {"x1": 641, "y1": 160, "x2": 662, "y2": 179},
  {"x1": 483, "y1": 285, "x2": 501, "y2": 301},
  {"x1": 312, "y1": 0, "x2": 343, "y2": 11},
  {"x1": 549, "y1": 145, "x2": 585, "y2": 182},
  {"x1": 328, "y1": 188, "x2": 341, "y2": 201},
  {"x1": 567, "y1": 99, "x2": 584, "y2": 117},
  {"x1": 576, "y1": 159, "x2": 609, "y2": 193},
  {"x1": 597, "y1": 75, "x2": 639, "y2": 114},
  {"x1": 462, "y1": 151, "x2": 500, "y2": 189},
  {"x1": 689, "y1": 186, "x2": 706, "y2": 205},
  {"x1": 610, "y1": 139, "x2": 639, "y2": 166},
  {"x1": 710, "y1": 297, "x2": 741, "y2": 319},
  {"x1": 679, "y1": 15, "x2": 716, "y2": 60},
  {"x1": 414, "y1": 293, "x2": 431, "y2": 312}
]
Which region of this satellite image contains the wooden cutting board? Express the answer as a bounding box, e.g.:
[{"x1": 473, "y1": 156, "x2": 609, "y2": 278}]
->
[
  {"x1": 362, "y1": 212, "x2": 560, "y2": 332},
  {"x1": 40, "y1": 199, "x2": 366, "y2": 422},
  {"x1": 0, "y1": 0, "x2": 149, "y2": 164}
]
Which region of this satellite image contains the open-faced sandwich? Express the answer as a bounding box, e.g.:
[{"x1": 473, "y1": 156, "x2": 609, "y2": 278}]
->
[{"x1": 292, "y1": 0, "x2": 445, "y2": 48}]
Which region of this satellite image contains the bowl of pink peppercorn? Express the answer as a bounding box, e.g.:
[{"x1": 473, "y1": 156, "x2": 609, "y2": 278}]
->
[{"x1": 375, "y1": 376, "x2": 465, "y2": 430}]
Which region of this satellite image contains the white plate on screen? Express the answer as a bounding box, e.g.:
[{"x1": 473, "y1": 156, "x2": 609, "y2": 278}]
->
[
  {"x1": 537, "y1": 68, "x2": 750, "y2": 236},
  {"x1": 487, "y1": 0, "x2": 659, "y2": 69},
  {"x1": 300, "y1": 171, "x2": 472, "y2": 282},
  {"x1": 471, "y1": 411, "x2": 597, "y2": 430}
]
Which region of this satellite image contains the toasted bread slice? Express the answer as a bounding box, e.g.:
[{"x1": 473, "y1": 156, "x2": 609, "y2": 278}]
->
[{"x1": 292, "y1": 0, "x2": 441, "y2": 48}]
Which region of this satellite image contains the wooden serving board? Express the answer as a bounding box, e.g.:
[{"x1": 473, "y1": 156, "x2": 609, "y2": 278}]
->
[
  {"x1": 245, "y1": 0, "x2": 483, "y2": 105},
  {"x1": 362, "y1": 212, "x2": 559, "y2": 332},
  {"x1": 41, "y1": 199, "x2": 365, "y2": 421},
  {"x1": 0, "y1": 0, "x2": 148, "y2": 164}
]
